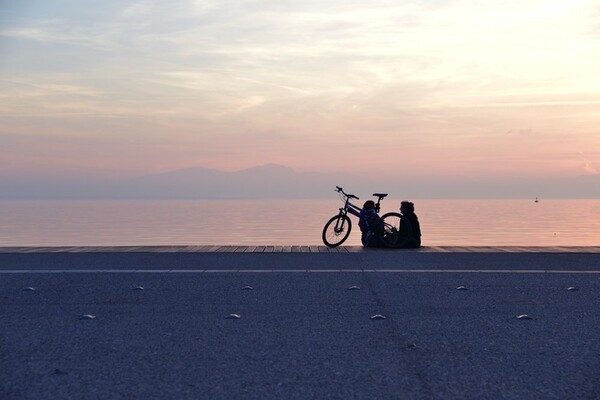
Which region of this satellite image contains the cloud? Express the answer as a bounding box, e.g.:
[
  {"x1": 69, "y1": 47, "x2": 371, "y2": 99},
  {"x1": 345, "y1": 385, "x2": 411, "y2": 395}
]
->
[
  {"x1": 121, "y1": 1, "x2": 153, "y2": 18},
  {"x1": 580, "y1": 152, "x2": 598, "y2": 175}
]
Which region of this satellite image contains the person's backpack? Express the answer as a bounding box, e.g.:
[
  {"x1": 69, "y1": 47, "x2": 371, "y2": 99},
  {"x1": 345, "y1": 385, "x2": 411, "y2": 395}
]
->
[{"x1": 360, "y1": 209, "x2": 384, "y2": 247}]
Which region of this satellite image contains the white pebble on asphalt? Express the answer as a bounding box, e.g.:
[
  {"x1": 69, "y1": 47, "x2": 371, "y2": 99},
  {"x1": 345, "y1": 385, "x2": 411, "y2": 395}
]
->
[{"x1": 516, "y1": 314, "x2": 532, "y2": 320}]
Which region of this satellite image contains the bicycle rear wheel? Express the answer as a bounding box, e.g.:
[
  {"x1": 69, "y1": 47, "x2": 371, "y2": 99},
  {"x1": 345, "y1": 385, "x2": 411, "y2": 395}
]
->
[
  {"x1": 379, "y1": 212, "x2": 412, "y2": 248},
  {"x1": 322, "y1": 215, "x2": 352, "y2": 247}
]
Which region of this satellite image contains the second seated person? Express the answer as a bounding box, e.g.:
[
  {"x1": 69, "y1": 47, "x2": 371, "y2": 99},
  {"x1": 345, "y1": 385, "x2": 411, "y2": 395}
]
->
[{"x1": 400, "y1": 201, "x2": 421, "y2": 248}]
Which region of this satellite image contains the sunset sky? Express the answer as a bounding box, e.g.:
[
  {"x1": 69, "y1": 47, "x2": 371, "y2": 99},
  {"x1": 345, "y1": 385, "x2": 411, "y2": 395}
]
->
[{"x1": 1, "y1": 0, "x2": 599, "y2": 188}]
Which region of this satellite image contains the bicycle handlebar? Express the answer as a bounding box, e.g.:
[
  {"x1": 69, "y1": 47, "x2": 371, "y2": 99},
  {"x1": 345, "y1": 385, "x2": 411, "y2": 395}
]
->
[{"x1": 334, "y1": 186, "x2": 359, "y2": 201}]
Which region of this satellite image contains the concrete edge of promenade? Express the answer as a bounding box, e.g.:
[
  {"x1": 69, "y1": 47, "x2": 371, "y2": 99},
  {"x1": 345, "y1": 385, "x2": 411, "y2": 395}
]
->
[
  {"x1": 2, "y1": 245, "x2": 599, "y2": 273},
  {"x1": 1, "y1": 245, "x2": 600, "y2": 253}
]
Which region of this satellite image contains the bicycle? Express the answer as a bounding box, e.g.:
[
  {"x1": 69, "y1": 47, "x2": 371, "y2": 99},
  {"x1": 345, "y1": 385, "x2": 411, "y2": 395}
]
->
[{"x1": 321, "y1": 186, "x2": 412, "y2": 248}]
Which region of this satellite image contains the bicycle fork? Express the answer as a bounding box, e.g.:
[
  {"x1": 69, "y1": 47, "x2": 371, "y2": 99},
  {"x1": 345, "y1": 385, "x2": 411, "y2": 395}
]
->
[{"x1": 334, "y1": 208, "x2": 348, "y2": 233}]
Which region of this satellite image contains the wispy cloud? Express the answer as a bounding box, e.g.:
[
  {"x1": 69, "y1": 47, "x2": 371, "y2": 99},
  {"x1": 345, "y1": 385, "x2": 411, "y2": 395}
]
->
[
  {"x1": 1, "y1": 0, "x2": 599, "y2": 183},
  {"x1": 580, "y1": 152, "x2": 599, "y2": 175}
]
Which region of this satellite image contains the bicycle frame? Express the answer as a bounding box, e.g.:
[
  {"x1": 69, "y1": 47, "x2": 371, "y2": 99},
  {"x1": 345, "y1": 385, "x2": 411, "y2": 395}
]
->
[{"x1": 334, "y1": 186, "x2": 384, "y2": 219}]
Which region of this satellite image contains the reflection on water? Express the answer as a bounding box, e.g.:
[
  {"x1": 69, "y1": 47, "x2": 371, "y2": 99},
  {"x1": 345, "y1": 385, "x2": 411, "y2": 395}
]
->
[{"x1": 0, "y1": 199, "x2": 599, "y2": 246}]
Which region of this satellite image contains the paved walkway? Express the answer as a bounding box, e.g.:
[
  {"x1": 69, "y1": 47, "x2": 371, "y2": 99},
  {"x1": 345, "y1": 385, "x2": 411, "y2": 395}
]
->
[{"x1": 2, "y1": 248, "x2": 599, "y2": 399}]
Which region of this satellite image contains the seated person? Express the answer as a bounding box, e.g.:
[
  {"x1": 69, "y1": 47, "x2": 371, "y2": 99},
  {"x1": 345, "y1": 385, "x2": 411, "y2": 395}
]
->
[
  {"x1": 399, "y1": 201, "x2": 421, "y2": 248},
  {"x1": 359, "y1": 200, "x2": 384, "y2": 248}
]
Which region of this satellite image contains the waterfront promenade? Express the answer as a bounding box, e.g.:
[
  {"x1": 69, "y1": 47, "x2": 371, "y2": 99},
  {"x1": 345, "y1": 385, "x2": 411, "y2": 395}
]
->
[{"x1": 1, "y1": 246, "x2": 599, "y2": 399}]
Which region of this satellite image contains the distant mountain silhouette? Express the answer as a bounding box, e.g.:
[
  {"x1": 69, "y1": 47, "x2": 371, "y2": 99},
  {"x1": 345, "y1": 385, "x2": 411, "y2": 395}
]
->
[
  {"x1": 0, "y1": 163, "x2": 360, "y2": 199},
  {"x1": 103, "y1": 163, "x2": 357, "y2": 200},
  {"x1": 1, "y1": 165, "x2": 599, "y2": 199}
]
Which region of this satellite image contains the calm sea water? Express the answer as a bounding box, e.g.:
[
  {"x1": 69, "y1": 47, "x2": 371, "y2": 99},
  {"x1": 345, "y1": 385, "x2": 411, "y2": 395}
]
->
[{"x1": 0, "y1": 199, "x2": 599, "y2": 246}]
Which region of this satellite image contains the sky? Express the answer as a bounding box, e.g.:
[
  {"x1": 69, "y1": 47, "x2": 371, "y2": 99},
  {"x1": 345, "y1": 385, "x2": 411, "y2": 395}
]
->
[{"x1": 1, "y1": 0, "x2": 599, "y2": 192}]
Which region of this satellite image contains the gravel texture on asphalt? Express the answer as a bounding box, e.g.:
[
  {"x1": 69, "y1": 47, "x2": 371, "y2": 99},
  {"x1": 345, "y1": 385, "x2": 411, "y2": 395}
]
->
[{"x1": 1, "y1": 251, "x2": 599, "y2": 399}]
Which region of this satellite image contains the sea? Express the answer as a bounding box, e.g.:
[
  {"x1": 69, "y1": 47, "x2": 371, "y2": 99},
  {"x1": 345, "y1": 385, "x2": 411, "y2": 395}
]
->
[{"x1": 0, "y1": 199, "x2": 599, "y2": 247}]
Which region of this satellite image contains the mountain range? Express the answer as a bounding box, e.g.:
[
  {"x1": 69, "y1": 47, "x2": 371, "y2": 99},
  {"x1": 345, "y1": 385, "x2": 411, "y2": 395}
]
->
[
  {"x1": 1, "y1": 164, "x2": 599, "y2": 199},
  {"x1": 1, "y1": 164, "x2": 355, "y2": 200},
  {"x1": 110, "y1": 164, "x2": 354, "y2": 200}
]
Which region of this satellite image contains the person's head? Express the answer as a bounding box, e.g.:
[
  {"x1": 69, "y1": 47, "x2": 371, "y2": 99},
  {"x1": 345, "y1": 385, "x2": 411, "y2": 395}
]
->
[
  {"x1": 363, "y1": 200, "x2": 375, "y2": 211},
  {"x1": 400, "y1": 201, "x2": 415, "y2": 214}
]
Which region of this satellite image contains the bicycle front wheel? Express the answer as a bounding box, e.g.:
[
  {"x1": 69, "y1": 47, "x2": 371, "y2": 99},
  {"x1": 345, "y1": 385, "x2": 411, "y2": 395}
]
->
[
  {"x1": 322, "y1": 215, "x2": 352, "y2": 247},
  {"x1": 379, "y1": 212, "x2": 412, "y2": 248}
]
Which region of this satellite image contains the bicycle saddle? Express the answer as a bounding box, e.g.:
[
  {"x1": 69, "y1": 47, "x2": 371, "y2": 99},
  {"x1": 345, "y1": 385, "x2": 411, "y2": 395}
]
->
[{"x1": 373, "y1": 193, "x2": 388, "y2": 198}]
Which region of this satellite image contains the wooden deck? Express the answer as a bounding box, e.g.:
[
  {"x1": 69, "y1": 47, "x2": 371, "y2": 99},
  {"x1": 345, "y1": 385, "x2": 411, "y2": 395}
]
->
[{"x1": 1, "y1": 246, "x2": 600, "y2": 253}]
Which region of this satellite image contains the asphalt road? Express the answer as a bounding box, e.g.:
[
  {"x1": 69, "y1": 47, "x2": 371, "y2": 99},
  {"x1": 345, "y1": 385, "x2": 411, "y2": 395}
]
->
[{"x1": 1, "y1": 251, "x2": 599, "y2": 399}]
